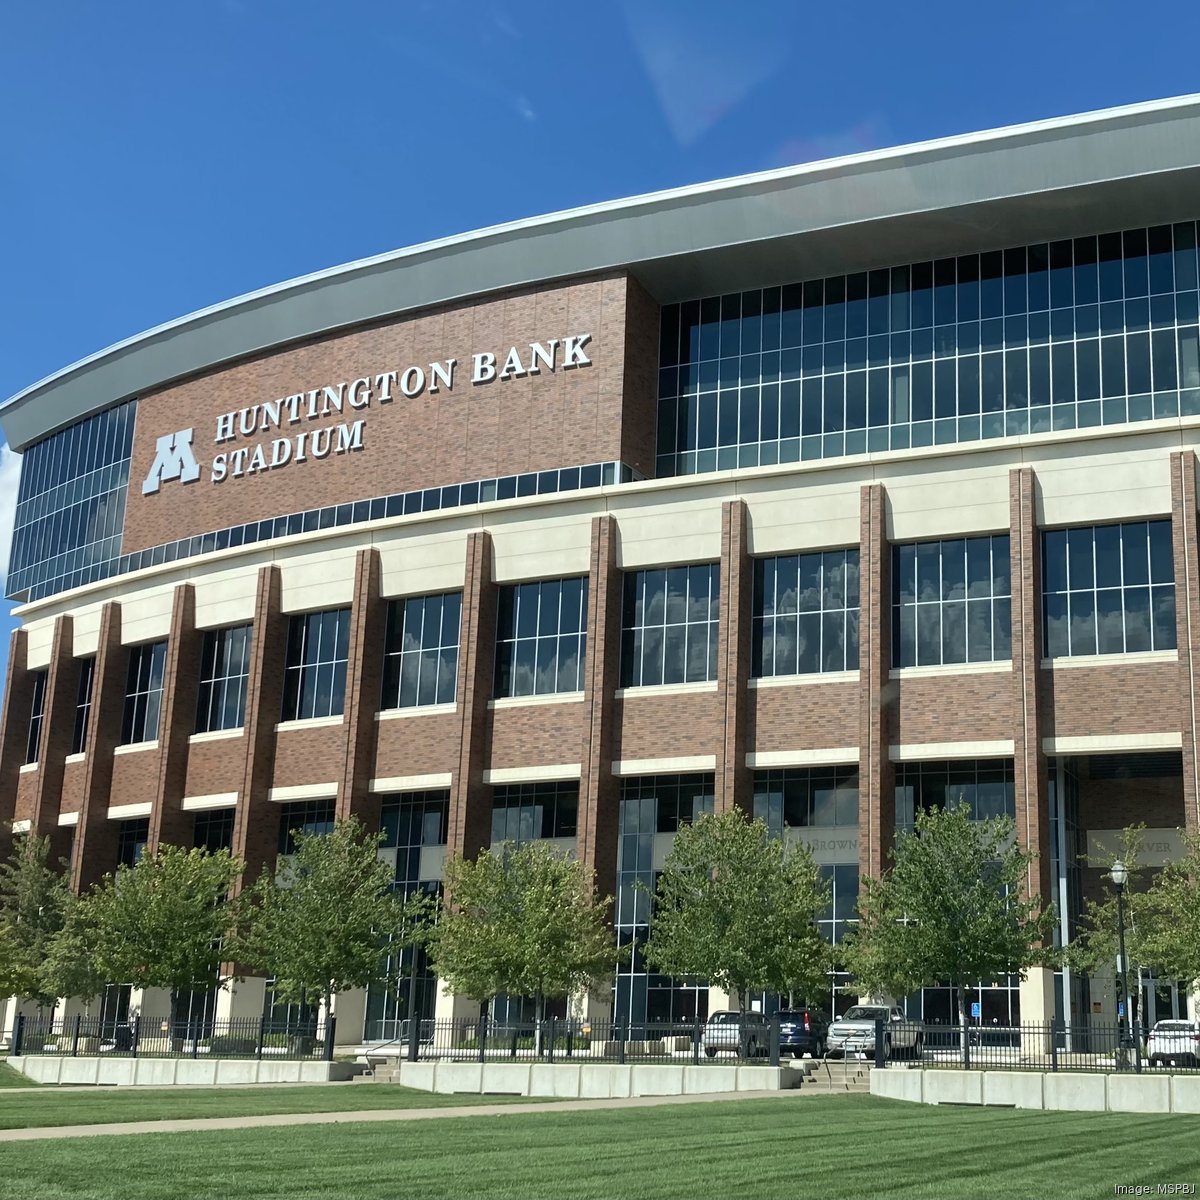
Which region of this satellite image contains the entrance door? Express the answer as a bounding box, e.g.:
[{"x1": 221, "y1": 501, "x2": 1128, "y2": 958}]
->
[{"x1": 1141, "y1": 977, "x2": 1188, "y2": 1026}]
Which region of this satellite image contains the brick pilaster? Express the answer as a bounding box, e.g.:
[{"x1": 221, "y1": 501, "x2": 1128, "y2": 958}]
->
[
  {"x1": 233, "y1": 566, "x2": 287, "y2": 885},
  {"x1": 150, "y1": 584, "x2": 200, "y2": 853},
  {"x1": 30, "y1": 616, "x2": 78, "y2": 864},
  {"x1": 0, "y1": 629, "x2": 32, "y2": 861},
  {"x1": 858, "y1": 483, "x2": 894, "y2": 880},
  {"x1": 716, "y1": 499, "x2": 752, "y2": 814},
  {"x1": 338, "y1": 548, "x2": 385, "y2": 832},
  {"x1": 578, "y1": 515, "x2": 622, "y2": 897},
  {"x1": 447, "y1": 532, "x2": 496, "y2": 863},
  {"x1": 72, "y1": 603, "x2": 125, "y2": 891},
  {"x1": 1171, "y1": 450, "x2": 1200, "y2": 835},
  {"x1": 1010, "y1": 466, "x2": 1051, "y2": 905}
]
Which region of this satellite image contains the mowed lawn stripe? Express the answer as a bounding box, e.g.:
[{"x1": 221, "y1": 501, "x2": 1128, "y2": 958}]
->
[
  {"x1": 3, "y1": 1095, "x2": 1200, "y2": 1200},
  {"x1": 0, "y1": 1083, "x2": 545, "y2": 1129}
]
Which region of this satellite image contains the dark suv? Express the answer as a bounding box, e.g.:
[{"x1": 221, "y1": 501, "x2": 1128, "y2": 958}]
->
[{"x1": 777, "y1": 1008, "x2": 830, "y2": 1058}]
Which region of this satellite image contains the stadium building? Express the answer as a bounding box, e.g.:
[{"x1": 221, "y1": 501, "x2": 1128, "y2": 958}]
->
[{"x1": 4, "y1": 96, "x2": 1200, "y2": 1042}]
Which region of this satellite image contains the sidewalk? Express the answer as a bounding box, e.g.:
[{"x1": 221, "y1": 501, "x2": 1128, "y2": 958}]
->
[{"x1": 0, "y1": 1089, "x2": 806, "y2": 1143}]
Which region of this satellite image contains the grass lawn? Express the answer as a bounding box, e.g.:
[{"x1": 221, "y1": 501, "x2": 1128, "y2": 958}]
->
[
  {"x1": 3, "y1": 1093, "x2": 1200, "y2": 1200},
  {"x1": 0, "y1": 1082, "x2": 541, "y2": 1130},
  {"x1": 0, "y1": 1063, "x2": 38, "y2": 1088}
]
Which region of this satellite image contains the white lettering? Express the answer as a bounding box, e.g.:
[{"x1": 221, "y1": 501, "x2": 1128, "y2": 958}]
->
[
  {"x1": 215, "y1": 411, "x2": 236, "y2": 443},
  {"x1": 211, "y1": 453, "x2": 227, "y2": 484},
  {"x1": 260, "y1": 400, "x2": 281, "y2": 431},
  {"x1": 269, "y1": 438, "x2": 292, "y2": 469},
  {"x1": 527, "y1": 340, "x2": 558, "y2": 375},
  {"x1": 400, "y1": 366, "x2": 425, "y2": 398},
  {"x1": 428, "y1": 359, "x2": 455, "y2": 393},
  {"x1": 295, "y1": 431, "x2": 308, "y2": 463},
  {"x1": 142, "y1": 428, "x2": 202, "y2": 495},
  {"x1": 306, "y1": 390, "x2": 320, "y2": 419},
  {"x1": 563, "y1": 333, "x2": 592, "y2": 368},
  {"x1": 320, "y1": 384, "x2": 345, "y2": 416},
  {"x1": 238, "y1": 407, "x2": 258, "y2": 437},
  {"x1": 375, "y1": 370, "x2": 397, "y2": 403},
  {"x1": 310, "y1": 427, "x2": 332, "y2": 459},
  {"x1": 335, "y1": 420, "x2": 365, "y2": 454},
  {"x1": 230, "y1": 447, "x2": 249, "y2": 478},
  {"x1": 348, "y1": 378, "x2": 371, "y2": 409},
  {"x1": 472, "y1": 351, "x2": 497, "y2": 384},
  {"x1": 283, "y1": 394, "x2": 304, "y2": 424},
  {"x1": 499, "y1": 346, "x2": 526, "y2": 380},
  {"x1": 247, "y1": 444, "x2": 268, "y2": 474}
]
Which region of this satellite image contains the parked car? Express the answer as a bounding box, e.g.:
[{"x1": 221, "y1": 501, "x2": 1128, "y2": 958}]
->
[
  {"x1": 1147, "y1": 1020, "x2": 1200, "y2": 1068},
  {"x1": 826, "y1": 1005, "x2": 922, "y2": 1059},
  {"x1": 777, "y1": 1008, "x2": 830, "y2": 1058},
  {"x1": 703, "y1": 1010, "x2": 769, "y2": 1058}
]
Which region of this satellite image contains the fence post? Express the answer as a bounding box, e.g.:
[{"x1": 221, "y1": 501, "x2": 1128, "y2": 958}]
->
[
  {"x1": 548, "y1": 1016, "x2": 557, "y2": 1064},
  {"x1": 192, "y1": 1023, "x2": 201, "y2": 1059},
  {"x1": 617, "y1": 1023, "x2": 626, "y2": 1065},
  {"x1": 477, "y1": 1012, "x2": 487, "y2": 1065},
  {"x1": 693, "y1": 1015, "x2": 701, "y2": 1066},
  {"x1": 1134, "y1": 1019, "x2": 1143, "y2": 1074},
  {"x1": 407, "y1": 1015, "x2": 420, "y2": 1063},
  {"x1": 874, "y1": 1017, "x2": 887, "y2": 1070},
  {"x1": 71, "y1": 1013, "x2": 82, "y2": 1057},
  {"x1": 130, "y1": 1014, "x2": 141, "y2": 1059},
  {"x1": 323, "y1": 1014, "x2": 336, "y2": 1062},
  {"x1": 566, "y1": 1025, "x2": 574, "y2": 1059},
  {"x1": 12, "y1": 1014, "x2": 24, "y2": 1057},
  {"x1": 769, "y1": 1013, "x2": 781, "y2": 1067},
  {"x1": 1050, "y1": 1020, "x2": 1059, "y2": 1072},
  {"x1": 256, "y1": 1015, "x2": 266, "y2": 1061}
]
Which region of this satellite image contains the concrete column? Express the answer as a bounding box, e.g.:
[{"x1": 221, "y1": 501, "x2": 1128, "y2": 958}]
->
[
  {"x1": 72, "y1": 603, "x2": 126, "y2": 891},
  {"x1": 578, "y1": 515, "x2": 622, "y2": 899},
  {"x1": 434, "y1": 978, "x2": 480, "y2": 1028},
  {"x1": 1010, "y1": 467, "x2": 1052, "y2": 907},
  {"x1": 715, "y1": 500, "x2": 753, "y2": 815},
  {"x1": 213, "y1": 975, "x2": 267, "y2": 1023},
  {"x1": 1171, "y1": 450, "x2": 1200, "y2": 835},
  {"x1": 447, "y1": 532, "x2": 496, "y2": 863},
  {"x1": 233, "y1": 566, "x2": 287, "y2": 887},
  {"x1": 0, "y1": 629, "x2": 33, "y2": 861},
  {"x1": 1019, "y1": 968, "x2": 1056, "y2": 1055},
  {"x1": 150, "y1": 584, "x2": 201, "y2": 853},
  {"x1": 332, "y1": 987, "x2": 367, "y2": 1045},
  {"x1": 858, "y1": 483, "x2": 894, "y2": 880},
  {"x1": 30, "y1": 616, "x2": 78, "y2": 864},
  {"x1": 338, "y1": 548, "x2": 385, "y2": 832}
]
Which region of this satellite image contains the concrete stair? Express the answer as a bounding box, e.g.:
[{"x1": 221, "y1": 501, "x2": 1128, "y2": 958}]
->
[{"x1": 800, "y1": 1058, "x2": 872, "y2": 1093}]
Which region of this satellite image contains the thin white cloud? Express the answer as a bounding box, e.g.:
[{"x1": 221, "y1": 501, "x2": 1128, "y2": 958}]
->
[{"x1": 0, "y1": 443, "x2": 22, "y2": 590}]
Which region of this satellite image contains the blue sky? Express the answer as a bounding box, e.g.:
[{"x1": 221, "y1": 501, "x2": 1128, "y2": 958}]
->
[{"x1": 1, "y1": 0, "x2": 1196, "y2": 676}]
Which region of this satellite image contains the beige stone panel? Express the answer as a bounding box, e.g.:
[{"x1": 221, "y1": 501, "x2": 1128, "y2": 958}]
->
[
  {"x1": 119, "y1": 586, "x2": 177, "y2": 645},
  {"x1": 191, "y1": 564, "x2": 263, "y2": 629},
  {"x1": 743, "y1": 476, "x2": 860, "y2": 554},
  {"x1": 880, "y1": 456, "x2": 1011, "y2": 541},
  {"x1": 1034, "y1": 441, "x2": 1174, "y2": 526},
  {"x1": 277, "y1": 544, "x2": 358, "y2": 612},
  {"x1": 376, "y1": 528, "x2": 469, "y2": 599},
  {"x1": 490, "y1": 508, "x2": 593, "y2": 582},
  {"x1": 613, "y1": 492, "x2": 723, "y2": 569}
]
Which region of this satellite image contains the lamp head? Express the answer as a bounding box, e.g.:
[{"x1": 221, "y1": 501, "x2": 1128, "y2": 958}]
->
[{"x1": 1110, "y1": 860, "x2": 1129, "y2": 888}]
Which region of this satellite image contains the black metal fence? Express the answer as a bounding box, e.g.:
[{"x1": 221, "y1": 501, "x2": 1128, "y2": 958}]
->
[{"x1": 11, "y1": 1012, "x2": 337, "y2": 1062}]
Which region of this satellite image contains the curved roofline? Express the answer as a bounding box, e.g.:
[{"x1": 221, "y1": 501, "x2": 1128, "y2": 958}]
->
[{"x1": 7, "y1": 92, "x2": 1200, "y2": 450}]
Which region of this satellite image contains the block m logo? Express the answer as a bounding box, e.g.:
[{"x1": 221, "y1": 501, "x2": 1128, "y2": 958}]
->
[{"x1": 142, "y1": 428, "x2": 201, "y2": 495}]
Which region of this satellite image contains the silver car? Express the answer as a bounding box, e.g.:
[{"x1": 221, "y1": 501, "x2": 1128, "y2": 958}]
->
[
  {"x1": 702, "y1": 1010, "x2": 769, "y2": 1058},
  {"x1": 826, "y1": 1005, "x2": 922, "y2": 1059},
  {"x1": 1147, "y1": 1019, "x2": 1200, "y2": 1068}
]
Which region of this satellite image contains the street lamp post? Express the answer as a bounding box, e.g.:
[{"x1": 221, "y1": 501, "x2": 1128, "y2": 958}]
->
[{"x1": 1111, "y1": 860, "x2": 1132, "y2": 1070}]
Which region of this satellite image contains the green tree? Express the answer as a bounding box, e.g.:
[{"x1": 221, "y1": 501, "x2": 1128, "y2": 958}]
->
[
  {"x1": 0, "y1": 833, "x2": 71, "y2": 1008},
  {"x1": 1139, "y1": 829, "x2": 1200, "y2": 989},
  {"x1": 429, "y1": 841, "x2": 620, "y2": 1035},
  {"x1": 82, "y1": 844, "x2": 244, "y2": 1011},
  {"x1": 234, "y1": 816, "x2": 415, "y2": 1029},
  {"x1": 40, "y1": 891, "x2": 108, "y2": 1011},
  {"x1": 642, "y1": 809, "x2": 831, "y2": 1009},
  {"x1": 841, "y1": 803, "x2": 1054, "y2": 1062}
]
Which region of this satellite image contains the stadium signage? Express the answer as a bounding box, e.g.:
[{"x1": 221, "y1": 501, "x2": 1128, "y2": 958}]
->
[{"x1": 141, "y1": 333, "x2": 593, "y2": 494}]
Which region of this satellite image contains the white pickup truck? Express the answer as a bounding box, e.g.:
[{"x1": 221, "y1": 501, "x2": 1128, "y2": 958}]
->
[{"x1": 826, "y1": 1005, "x2": 922, "y2": 1059}]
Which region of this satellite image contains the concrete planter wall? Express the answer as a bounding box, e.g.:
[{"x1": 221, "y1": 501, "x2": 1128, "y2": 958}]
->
[
  {"x1": 7, "y1": 1055, "x2": 363, "y2": 1086},
  {"x1": 872, "y1": 1067, "x2": 1200, "y2": 1114}
]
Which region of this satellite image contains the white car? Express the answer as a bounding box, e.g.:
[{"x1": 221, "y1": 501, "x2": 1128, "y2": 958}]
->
[
  {"x1": 1147, "y1": 1020, "x2": 1200, "y2": 1068},
  {"x1": 826, "y1": 1005, "x2": 922, "y2": 1059}
]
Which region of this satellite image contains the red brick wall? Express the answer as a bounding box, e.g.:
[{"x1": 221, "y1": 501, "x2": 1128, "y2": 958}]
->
[{"x1": 750, "y1": 681, "x2": 859, "y2": 752}]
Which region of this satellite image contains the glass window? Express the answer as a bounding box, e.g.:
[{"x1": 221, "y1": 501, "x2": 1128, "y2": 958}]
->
[
  {"x1": 277, "y1": 799, "x2": 335, "y2": 855},
  {"x1": 70, "y1": 657, "x2": 95, "y2": 755},
  {"x1": 116, "y1": 817, "x2": 150, "y2": 869},
  {"x1": 752, "y1": 767, "x2": 859, "y2": 833},
  {"x1": 753, "y1": 549, "x2": 860, "y2": 675},
  {"x1": 24, "y1": 670, "x2": 47, "y2": 765},
  {"x1": 1042, "y1": 520, "x2": 1175, "y2": 657},
  {"x1": 491, "y1": 782, "x2": 578, "y2": 846},
  {"x1": 891, "y1": 535, "x2": 1011, "y2": 667},
  {"x1": 281, "y1": 609, "x2": 351, "y2": 721},
  {"x1": 195, "y1": 625, "x2": 251, "y2": 733},
  {"x1": 121, "y1": 641, "x2": 167, "y2": 745},
  {"x1": 192, "y1": 810, "x2": 234, "y2": 852},
  {"x1": 621, "y1": 564, "x2": 718, "y2": 687},
  {"x1": 894, "y1": 759, "x2": 1015, "y2": 832},
  {"x1": 494, "y1": 577, "x2": 588, "y2": 698},
  {"x1": 381, "y1": 593, "x2": 461, "y2": 709}
]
